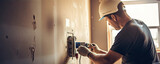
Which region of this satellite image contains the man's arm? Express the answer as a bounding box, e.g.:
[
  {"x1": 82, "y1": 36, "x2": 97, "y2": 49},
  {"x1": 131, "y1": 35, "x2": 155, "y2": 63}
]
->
[
  {"x1": 89, "y1": 50, "x2": 122, "y2": 64},
  {"x1": 96, "y1": 49, "x2": 108, "y2": 54},
  {"x1": 78, "y1": 45, "x2": 122, "y2": 64}
]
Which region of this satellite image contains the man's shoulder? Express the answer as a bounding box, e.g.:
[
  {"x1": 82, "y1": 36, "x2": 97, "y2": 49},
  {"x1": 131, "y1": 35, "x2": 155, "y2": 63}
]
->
[
  {"x1": 116, "y1": 19, "x2": 142, "y2": 39},
  {"x1": 124, "y1": 19, "x2": 145, "y2": 31},
  {"x1": 121, "y1": 19, "x2": 138, "y2": 33}
]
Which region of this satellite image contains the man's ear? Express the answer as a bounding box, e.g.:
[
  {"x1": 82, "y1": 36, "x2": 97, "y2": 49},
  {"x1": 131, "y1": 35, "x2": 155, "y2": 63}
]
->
[{"x1": 110, "y1": 14, "x2": 116, "y2": 21}]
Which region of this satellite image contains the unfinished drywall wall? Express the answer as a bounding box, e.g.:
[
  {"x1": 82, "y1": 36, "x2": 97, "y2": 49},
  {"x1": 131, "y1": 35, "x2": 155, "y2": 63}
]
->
[
  {"x1": 54, "y1": 0, "x2": 90, "y2": 64},
  {"x1": 0, "y1": 0, "x2": 90, "y2": 64},
  {"x1": 0, "y1": 0, "x2": 42, "y2": 64},
  {"x1": 41, "y1": 0, "x2": 55, "y2": 64},
  {"x1": 41, "y1": 0, "x2": 91, "y2": 63}
]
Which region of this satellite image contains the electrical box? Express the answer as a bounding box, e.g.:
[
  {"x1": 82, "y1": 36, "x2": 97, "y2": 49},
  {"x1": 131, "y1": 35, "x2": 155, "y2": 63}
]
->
[
  {"x1": 67, "y1": 36, "x2": 76, "y2": 58},
  {"x1": 67, "y1": 32, "x2": 89, "y2": 59}
]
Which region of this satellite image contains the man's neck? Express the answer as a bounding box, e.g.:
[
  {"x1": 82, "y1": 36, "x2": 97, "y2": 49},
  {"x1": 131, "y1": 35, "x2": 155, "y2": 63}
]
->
[{"x1": 119, "y1": 15, "x2": 132, "y2": 28}]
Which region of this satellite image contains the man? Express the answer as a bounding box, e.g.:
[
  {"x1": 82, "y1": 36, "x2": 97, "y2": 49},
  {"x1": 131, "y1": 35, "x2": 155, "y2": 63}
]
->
[{"x1": 77, "y1": 0, "x2": 160, "y2": 64}]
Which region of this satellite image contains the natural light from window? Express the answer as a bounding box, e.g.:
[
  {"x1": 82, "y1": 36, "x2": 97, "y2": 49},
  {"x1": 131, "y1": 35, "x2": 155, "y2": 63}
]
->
[{"x1": 126, "y1": 3, "x2": 159, "y2": 26}]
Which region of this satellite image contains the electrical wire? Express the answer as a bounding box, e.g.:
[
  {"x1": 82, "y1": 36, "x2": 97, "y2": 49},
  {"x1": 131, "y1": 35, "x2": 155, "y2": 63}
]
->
[{"x1": 79, "y1": 55, "x2": 81, "y2": 64}]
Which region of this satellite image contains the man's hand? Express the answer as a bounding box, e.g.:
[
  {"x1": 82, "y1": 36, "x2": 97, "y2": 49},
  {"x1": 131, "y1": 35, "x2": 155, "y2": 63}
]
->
[
  {"x1": 77, "y1": 46, "x2": 91, "y2": 56},
  {"x1": 88, "y1": 43, "x2": 101, "y2": 53}
]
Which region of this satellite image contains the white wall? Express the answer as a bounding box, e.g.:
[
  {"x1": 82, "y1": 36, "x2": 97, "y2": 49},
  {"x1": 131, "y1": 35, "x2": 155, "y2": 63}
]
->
[
  {"x1": 0, "y1": 0, "x2": 90, "y2": 64},
  {"x1": 54, "y1": 0, "x2": 90, "y2": 64},
  {"x1": 0, "y1": 0, "x2": 42, "y2": 64}
]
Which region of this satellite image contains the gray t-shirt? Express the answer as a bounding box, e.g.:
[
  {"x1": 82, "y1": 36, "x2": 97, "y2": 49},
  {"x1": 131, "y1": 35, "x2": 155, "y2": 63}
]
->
[{"x1": 111, "y1": 19, "x2": 160, "y2": 64}]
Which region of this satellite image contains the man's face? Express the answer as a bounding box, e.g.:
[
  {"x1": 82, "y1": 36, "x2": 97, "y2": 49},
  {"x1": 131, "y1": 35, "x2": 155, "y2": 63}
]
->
[{"x1": 104, "y1": 15, "x2": 121, "y2": 30}]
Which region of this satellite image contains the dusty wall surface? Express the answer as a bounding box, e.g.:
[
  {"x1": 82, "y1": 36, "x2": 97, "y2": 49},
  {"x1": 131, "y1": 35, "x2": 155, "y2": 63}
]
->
[
  {"x1": 42, "y1": 0, "x2": 91, "y2": 64},
  {"x1": 54, "y1": 0, "x2": 90, "y2": 64},
  {"x1": 0, "y1": 0, "x2": 42, "y2": 64},
  {"x1": 41, "y1": 0, "x2": 55, "y2": 64},
  {"x1": 0, "y1": 0, "x2": 90, "y2": 64}
]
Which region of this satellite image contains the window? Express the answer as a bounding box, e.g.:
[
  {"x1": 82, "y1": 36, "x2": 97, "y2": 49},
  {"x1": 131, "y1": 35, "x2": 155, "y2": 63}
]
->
[{"x1": 107, "y1": 3, "x2": 160, "y2": 50}]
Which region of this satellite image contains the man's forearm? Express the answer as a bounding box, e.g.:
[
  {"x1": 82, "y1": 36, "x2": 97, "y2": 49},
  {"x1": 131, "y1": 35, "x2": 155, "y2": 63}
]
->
[
  {"x1": 88, "y1": 52, "x2": 111, "y2": 64},
  {"x1": 96, "y1": 49, "x2": 108, "y2": 54}
]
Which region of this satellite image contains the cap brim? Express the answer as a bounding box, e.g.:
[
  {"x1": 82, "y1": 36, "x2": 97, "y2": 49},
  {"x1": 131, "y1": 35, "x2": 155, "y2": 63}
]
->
[{"x1": 99, "y1": 16, "x2": 105, "y2": 21}]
